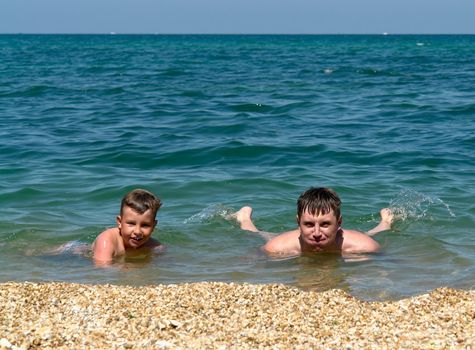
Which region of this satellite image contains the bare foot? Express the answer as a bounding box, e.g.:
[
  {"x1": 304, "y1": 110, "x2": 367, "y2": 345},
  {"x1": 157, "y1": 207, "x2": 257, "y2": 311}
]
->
[
  {"x1": 380, "y1": 208, "x2": 394, "y2": 227},
  {"x1": 366, "y1": 208, "x2": 394, "y2": 236},
  {"x1": 234, "y1": 206, "x2": 259, "y2": 232},
  {"x1": 235, "y1": 206, "x2": 252, "y2": 222}
]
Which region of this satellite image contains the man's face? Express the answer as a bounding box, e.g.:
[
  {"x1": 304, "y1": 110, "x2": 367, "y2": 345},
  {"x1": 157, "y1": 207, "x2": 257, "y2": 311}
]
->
[
  {"x1": 298, "y1": 209, "x2": 342, "y2": 252},
  {"x1": 117, "y1": 206, "x2": 157, "y2": 249}
]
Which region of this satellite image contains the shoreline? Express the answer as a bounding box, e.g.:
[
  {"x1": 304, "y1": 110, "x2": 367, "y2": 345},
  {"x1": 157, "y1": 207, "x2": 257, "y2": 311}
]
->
[{"x1": 0, "y1": 282, "x2": 473, "y2": 349}]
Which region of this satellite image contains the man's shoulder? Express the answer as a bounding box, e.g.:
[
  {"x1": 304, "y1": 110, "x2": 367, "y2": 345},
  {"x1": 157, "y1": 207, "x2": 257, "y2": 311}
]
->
[
  {"x1": 262, "y1": 230, "x2": 300, "y2": 255},
  {"x1": 342, "y1": 229, "x2": 380, "y2": 253}
]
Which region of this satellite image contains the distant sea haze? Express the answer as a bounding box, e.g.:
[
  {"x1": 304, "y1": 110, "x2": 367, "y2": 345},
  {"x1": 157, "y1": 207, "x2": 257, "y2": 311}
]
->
[{"x1": 0, "y1": 35, "x2": 474, "y2": 300}]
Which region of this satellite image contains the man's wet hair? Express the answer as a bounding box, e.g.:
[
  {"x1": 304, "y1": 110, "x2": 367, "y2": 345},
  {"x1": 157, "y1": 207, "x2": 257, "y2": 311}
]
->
[
  {"x1": 120, "y1": 189, "x2": 162, "y2": 217},
  {"x1": 297, "y1": 187, "x2": 341, "y2": 220}
]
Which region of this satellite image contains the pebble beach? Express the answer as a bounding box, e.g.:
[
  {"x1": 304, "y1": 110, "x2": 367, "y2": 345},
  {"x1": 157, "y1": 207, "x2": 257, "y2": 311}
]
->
[{"x1": 0, "y1": 282, "x2": 473, "y2": 349}]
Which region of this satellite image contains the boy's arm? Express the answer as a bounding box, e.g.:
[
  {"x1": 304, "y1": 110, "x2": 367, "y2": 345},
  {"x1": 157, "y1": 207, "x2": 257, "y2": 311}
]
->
[{"x1": 92, "y1": 229, "x2": 117, "y2": 265}]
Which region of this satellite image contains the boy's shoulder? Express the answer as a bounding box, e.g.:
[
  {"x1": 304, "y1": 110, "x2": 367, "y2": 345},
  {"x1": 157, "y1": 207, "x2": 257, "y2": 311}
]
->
[
  {"x1": 92, "y1": 227, "x2": 125, "y2": 265},
  {"x1": 92, "y1": 227, "x2": 121, "y2": 251},
  {"x1": 95, "y1": 227, "x2": 120, "y2": 241},
  {"x1": 342, "y1": 229, "x2": 380, "y2": 253}
]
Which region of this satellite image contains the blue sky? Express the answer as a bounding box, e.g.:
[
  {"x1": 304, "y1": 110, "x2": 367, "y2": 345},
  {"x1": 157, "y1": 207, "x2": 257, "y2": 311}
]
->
[{"x1": 1, "y1": 0, "x2": 474, "y2": 34}]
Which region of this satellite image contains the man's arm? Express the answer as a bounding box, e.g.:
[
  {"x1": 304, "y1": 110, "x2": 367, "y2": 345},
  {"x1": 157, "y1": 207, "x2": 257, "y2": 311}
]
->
[
  {"x1": 343, "y1": 230, "x2": 381, "y2": 253},
  {"x1": 261, "y1": 230, "x2": 301, "y2": 256}
]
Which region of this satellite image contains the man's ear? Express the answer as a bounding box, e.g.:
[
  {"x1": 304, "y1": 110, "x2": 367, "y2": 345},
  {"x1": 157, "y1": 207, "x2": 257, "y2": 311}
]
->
[
  {"x1": 337, "y1": 216, "x2": 343, "y2": 228},
  {"x1": 116, "y1": 215, "x2": 122, "y2": 229},
  {"x1": 296, "y1": 215, "x2": 300, "y2": 225}
]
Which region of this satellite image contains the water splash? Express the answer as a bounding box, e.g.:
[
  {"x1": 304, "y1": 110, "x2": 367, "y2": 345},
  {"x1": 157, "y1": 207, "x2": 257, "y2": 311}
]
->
[
  {"x1": 0, "y1": 231, "x2": 17, "y2": 242},
  {"x1": 49, "y1": 240, "x2": 90, "y2": 255},
  {"x1": 389, "y1": 189, "x2": 456, "y2": 221},
  {"x1": 184, "y1": 204, "x2": 234, "y2": 224}
]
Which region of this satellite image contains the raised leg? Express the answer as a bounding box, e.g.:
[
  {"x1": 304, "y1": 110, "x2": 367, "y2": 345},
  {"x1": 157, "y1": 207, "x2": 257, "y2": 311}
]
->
[
  {"x1": 366, "y1": 208, "x2": 394, "y2": 236},
  {"x1": 234, "y1": 206, "x2": 259, "y2": 232}
]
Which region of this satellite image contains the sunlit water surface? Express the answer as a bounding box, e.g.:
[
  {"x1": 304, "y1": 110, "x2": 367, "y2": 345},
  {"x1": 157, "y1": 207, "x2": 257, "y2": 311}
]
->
[{"x1": 0, "y1": 34, "x2": 474, "y2": 300}]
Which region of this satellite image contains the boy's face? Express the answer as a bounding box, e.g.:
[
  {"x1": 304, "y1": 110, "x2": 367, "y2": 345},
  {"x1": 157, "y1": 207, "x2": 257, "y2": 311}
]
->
[
  {"x1": 297, "y1": 209, "x2": 342, "y2": 252},
  {"x1": 116, "y1": 205, "x2": 157, "y2": 249}
]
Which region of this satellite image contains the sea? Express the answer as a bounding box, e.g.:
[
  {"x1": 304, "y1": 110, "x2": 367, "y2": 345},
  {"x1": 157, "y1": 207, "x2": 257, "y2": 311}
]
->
[{"x1": 0, "y1": 34, "x2": 474, "y2": 301}]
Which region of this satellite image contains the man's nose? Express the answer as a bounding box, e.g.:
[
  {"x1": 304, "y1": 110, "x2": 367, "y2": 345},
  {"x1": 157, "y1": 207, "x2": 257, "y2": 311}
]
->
[{"x1": 313, "y1": 226, "x2": 321, "y2": 236}]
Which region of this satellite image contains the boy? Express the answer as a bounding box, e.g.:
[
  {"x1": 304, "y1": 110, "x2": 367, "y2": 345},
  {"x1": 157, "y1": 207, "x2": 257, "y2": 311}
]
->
[
  {"x1": 92, "y1": 188, "x2": 162, "y2": 264},
  {"x1": 234, "y1": 187, "x2": 394, "y2": 257}
]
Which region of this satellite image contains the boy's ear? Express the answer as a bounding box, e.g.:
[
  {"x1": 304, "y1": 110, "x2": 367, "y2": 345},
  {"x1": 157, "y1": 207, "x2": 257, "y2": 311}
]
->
[
  {"x1": 116, "y1": 215, "x2": 122, "y2": 228},
  {"x1": 296, "y1": 215, "x2": 300, "y2": 224}
]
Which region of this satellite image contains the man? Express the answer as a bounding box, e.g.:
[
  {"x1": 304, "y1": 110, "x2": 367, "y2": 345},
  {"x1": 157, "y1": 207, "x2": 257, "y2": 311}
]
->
[{"x1": 235, "y1": 187, "x2": 394, "y2": 256}]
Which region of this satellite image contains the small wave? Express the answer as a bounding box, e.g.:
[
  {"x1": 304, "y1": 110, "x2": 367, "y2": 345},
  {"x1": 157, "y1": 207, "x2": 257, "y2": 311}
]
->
[
  {"x1": 184, "y1": 204, "x2": 234, "y2": 224},
  {"x1": 0, "y1": 85, "x2": 55, "y2": 98},
  {"x1": 389, "y1": 189, "x2": 456, "y2": 221},
  {"x1": 228, "y1": 103, "x2": 272, "y2": 113},
  {"x1": 1, "y1": 187, "x2": 48, "y2": 201},
  {"x1": 161, "y1": 68, "x2": 186, "y2": 77},
  {"x1": 445, "y1": 103, "x2": 475, "y2": 116},
  {"x1": 103, "y1": 86, "x2": 127, "y2": 95},
  {"x1": 181, "y1": 90, "x2": 206, "y2": 98},
  {"x1": 358, "y1": 68, "x2": 379, "y2": 76},
  {"x1": 357, "y1": 68, "x2": 399, "y2": 77}
]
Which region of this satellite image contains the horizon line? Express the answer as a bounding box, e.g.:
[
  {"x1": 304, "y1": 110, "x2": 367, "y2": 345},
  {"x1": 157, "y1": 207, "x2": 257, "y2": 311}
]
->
[{"x1": 1, "y1": 32, "x2": 475, "y2": 36}]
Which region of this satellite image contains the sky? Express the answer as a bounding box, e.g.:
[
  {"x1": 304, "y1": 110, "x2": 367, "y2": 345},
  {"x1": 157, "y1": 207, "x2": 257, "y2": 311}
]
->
[{"x1": 1, "y1": 0, "x2": 474, "y2": 34}]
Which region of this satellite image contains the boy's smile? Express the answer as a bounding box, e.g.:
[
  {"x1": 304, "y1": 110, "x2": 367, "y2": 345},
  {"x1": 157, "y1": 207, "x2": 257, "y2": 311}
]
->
[{"x1": 117, "y1": 206, "x2": 157, "y2": 249}]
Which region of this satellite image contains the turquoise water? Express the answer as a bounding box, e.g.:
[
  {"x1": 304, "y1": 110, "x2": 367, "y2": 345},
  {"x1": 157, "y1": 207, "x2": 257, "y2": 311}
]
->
[{"x1": 0, "y1": 34, "x2": 474, "y2": 300}]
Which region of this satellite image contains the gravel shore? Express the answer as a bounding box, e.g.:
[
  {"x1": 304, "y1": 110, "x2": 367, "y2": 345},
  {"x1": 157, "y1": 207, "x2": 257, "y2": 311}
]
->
[{"x1": 0, "y1": 282, "x2": 473, "y2": 349}]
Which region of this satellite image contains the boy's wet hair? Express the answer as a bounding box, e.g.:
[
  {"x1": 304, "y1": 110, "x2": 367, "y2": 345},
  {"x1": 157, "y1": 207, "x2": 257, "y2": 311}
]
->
[
  {"x1": 120, "y1": 189, "x2": 162, "y2": 217},
  {"x1": 297, "y1": 187, "x2": 341, "y2": 220}
]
